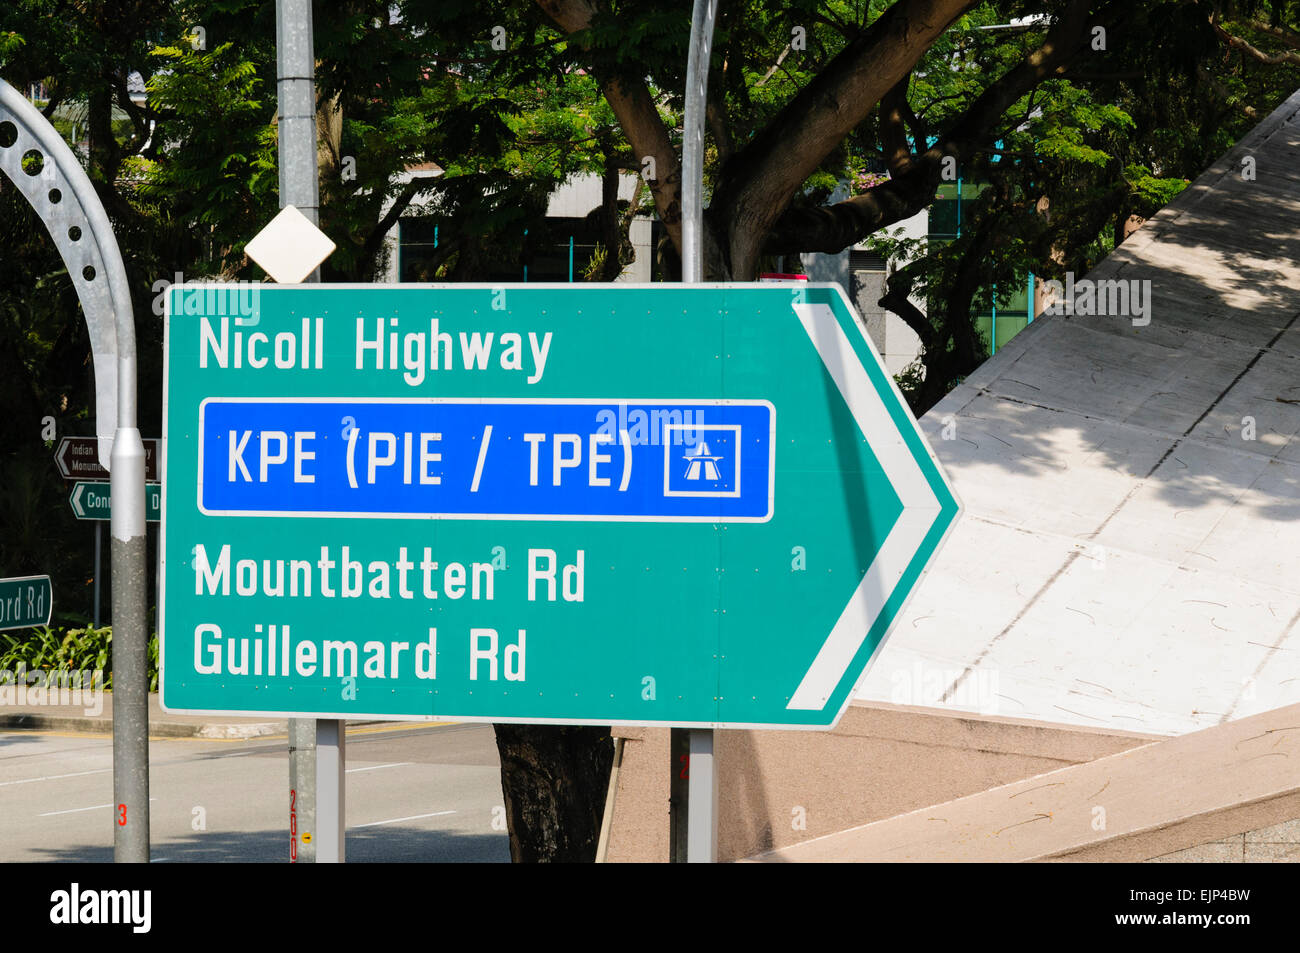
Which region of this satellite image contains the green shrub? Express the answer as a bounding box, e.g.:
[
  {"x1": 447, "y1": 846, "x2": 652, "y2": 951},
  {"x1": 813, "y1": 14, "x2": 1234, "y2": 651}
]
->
[{"x1": 0, "y1": 625, "x2": 159, "y2": 691}]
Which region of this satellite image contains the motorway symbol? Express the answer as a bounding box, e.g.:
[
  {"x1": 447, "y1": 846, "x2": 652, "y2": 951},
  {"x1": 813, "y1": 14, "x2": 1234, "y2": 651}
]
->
[
  {"x1": 70, "y1": 481, "x2": 162, "y2": 522},
  {"x1": 682, "y1": 442, "x2": 723, "y2": 482},
  {"x1": 161, "y1": 283, "x2": 960, "y2": 728},
  {"x1": 55, "y1": 436, "x2": 159, "y2": 483},
  {"x1": 0, "y1": 575, "x2": 52, "y2": 631}
]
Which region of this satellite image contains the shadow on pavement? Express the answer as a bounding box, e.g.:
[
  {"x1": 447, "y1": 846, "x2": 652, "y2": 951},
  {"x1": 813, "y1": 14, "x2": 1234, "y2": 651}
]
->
[{"x1": 22, "y1": 825, "x2": 510, "y2": 863}]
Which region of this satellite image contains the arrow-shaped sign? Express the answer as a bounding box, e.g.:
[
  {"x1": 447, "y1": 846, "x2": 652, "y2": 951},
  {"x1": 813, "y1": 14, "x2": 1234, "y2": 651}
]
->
[
  {"x1": 56, "y1": 436, "x2": 159, "y2": 482},
  {"x1": 70, "y1": 481, "x2": 161, "y2": 522},
  {"x1": 161, "y1": 283, "x2": 960, "y2": 728}
]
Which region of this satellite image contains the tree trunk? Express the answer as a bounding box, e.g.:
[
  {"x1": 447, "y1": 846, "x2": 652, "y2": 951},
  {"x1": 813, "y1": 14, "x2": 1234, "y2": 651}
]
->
[
  {"x1": 493, "y1": 724, "x2": 614, "y2": 862},
  {"x1": 596, "y1": 161, "x2": 626, "y2": 281}
]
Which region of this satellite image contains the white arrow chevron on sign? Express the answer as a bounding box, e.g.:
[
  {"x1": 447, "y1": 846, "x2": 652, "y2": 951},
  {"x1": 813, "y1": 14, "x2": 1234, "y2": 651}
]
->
[{"x1": 785, "y1": 303, "x2": 956, "y2": 713}]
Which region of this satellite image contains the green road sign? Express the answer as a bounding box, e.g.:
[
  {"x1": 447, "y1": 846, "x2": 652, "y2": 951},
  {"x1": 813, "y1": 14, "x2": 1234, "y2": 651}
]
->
[
  {"x1": 70, "y1": 481, "x2": 162, "y2": 522},
  {"x1": 0, "y1": 575, "x2": 53, "y2": 631},
  {"x1": 161, "y1": 283, "x2": 960, "y2": 728}
]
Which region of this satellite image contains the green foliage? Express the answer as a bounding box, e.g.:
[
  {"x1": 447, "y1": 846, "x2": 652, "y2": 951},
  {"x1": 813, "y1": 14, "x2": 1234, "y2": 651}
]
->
[
  {"x1": 0, "y1": 31, "x2": 23, "y2": 66},
  {"x1": 1124, "y1": 164, "x2": 1190, "y2": 208},
  {"x1": 137, "y1": 38, "x2": 278, "y2": 273},
  {"x1": 307, "y1": 1, "x2": 637, "y2": 281},
  {"x1": 892, "y1": 359, "x2": 927, "y2": 408},
  {"x1": 0, "y1": 625, "x2": 158, "y2": 691},
  {"x1": 840, "y1": 1, "x2": 1300, "y2": 410}
]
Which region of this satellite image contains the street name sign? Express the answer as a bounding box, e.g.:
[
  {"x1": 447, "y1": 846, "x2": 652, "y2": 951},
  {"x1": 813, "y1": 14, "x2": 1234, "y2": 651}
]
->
[
  {"x1": 0, "y1": 575, "x2": 53, "y2": 631},
  {"x1": 161, "y1": 283, "x2": 960, "y2": 727},
  {"x1": 56, "y1": 436, "x2": 159, "y2": 482},
  {"x1": 70, "y1": 481, "x2": 162, "y2": 522}
]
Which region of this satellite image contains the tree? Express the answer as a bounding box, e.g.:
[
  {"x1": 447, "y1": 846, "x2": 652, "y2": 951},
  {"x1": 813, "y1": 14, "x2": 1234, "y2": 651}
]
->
[{"x1": 537, "y1": 0, "x2": 1300, "y2": 412}]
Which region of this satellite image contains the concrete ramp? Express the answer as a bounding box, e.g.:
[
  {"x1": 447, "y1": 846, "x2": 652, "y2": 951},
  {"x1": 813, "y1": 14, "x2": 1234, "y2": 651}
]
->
[
  {"x1": 855, "y1": 88, "x2": 1300, "y2": 736},
  {"x1": 747, "y1": 702, "x2": 1300, "y2": 862}
]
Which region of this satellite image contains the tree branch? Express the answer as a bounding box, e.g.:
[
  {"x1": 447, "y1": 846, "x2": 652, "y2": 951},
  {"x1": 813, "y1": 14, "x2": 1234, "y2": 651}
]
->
[
  {"x1": 1242, "y1": 18, "x2": 1300, "y2": 51},
  {"x1": 1214, "y1": 20, "x2": 1300, "y2": 66},
  {"x1": 754, "y1": 44, "x2": 791, "y2": 87},
  {"x1": 1056, "y1": 69, "x2": 1142, "y2": 80},
  {"x1": 110, "y1": 71, "x2": 151, "y2": 157},
  {"x1": 764, "y1": 0, "x2": 1106, "y2": 259},
  {"x1": 534, "y1": 0, "x2": 684, "y2": 251},
  {"x1": 810, "y1": 9, "x2": 859, "y2": 42},
  {"x1": 880, "y1": 74, "x2": 916, "y2": 176},
  {"x1": 710, "y1": 0, "x2": 981, "y2": 276},
  {"x1": 879, "y1": 259, "x2": 937, "y2": 352}
]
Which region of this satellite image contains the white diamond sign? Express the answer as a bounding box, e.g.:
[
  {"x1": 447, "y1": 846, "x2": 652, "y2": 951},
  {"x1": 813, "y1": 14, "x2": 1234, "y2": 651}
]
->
[{"x1": 244, "y1": 205, "x2": 336, "y2": 283}]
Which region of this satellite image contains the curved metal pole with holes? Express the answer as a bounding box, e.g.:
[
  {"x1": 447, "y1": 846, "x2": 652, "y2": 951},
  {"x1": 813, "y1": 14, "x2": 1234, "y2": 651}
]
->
[{"x1": 0, "y1": 79, "x2": 149, "y2": 863}]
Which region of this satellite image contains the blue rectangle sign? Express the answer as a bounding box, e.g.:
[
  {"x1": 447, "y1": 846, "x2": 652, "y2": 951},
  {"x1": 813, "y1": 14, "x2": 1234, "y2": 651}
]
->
[{"x1": 198, "y1": 398, "x2": 775, "y2": 521}]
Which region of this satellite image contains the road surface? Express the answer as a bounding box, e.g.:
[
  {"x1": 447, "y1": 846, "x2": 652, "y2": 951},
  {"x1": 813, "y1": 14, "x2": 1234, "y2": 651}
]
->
[{"x1": 0, "y1": 722, "x2": 510, "y2": 862}]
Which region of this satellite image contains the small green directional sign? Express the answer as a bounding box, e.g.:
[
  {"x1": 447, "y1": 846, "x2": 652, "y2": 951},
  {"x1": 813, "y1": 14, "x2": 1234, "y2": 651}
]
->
[
  {"x1": 161, "y1": 283, "x2": 960, "y2": 728},
  {"x1": 0, "y1": 575, "x2": 53, "y2": 631},
  {"x1": 70, "y1": 481, "x2": 162, "y2": 522}
]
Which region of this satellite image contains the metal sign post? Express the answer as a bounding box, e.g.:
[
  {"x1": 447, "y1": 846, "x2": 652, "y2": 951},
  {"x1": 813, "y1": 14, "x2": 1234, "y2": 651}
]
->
[
  {"x1": 275, "y1": 0, "x2": 343, "y2": 863},
  {"x1": 0, "y1": 79, "x2": 149, "y2": 863},
  {"x1": 94, "y1": 525, "x2": 102, "y2": 628},
  {"x1": 675, "y1": 0, "x2": 721, "y2": 864}
]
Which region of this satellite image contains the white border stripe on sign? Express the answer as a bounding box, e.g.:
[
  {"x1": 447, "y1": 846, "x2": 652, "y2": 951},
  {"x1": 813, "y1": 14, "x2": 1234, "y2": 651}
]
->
[{"x1": 786, "y1": 303, "x2": 943, "y2": 711}]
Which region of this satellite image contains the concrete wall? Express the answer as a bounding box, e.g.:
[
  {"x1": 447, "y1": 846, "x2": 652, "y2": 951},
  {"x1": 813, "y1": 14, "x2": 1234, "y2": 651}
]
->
[
  {"x1": 605, "y1": 700, "x2": 1155, "y2": 862},
  {"x1": 850, "y1": 267, "x2": 924, "y2": 376},
  {"x1": 622, "y1": 218, "x2": 653, "y2": 283},
  {"x1": 801, "y1": 248, "x2": 850, "y2": 290},
  {"x1": 741, "y1": 702, "x2": 1300, "y2": 863},
  {"x1": 544, "y1": 171, "x2": 638, "y2": 218},
  {"x1": 837, "y1": 208, "x2": 927, "y2": 376}
]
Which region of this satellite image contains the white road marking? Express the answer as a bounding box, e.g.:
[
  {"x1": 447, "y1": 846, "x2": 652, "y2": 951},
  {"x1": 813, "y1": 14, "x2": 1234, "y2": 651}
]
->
[
  {"x1": 39, "y1": 797, "x2": 156, "y2": 817},
  {"x1": 0, "y1": 768, "x2": 110, "y2": 788},
  {"x1": 354, "y1": 810, "x2": 455, "y2": 828},
  {"x1": 346, "y1": 762, "x2": 411, "y2": 774}
]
